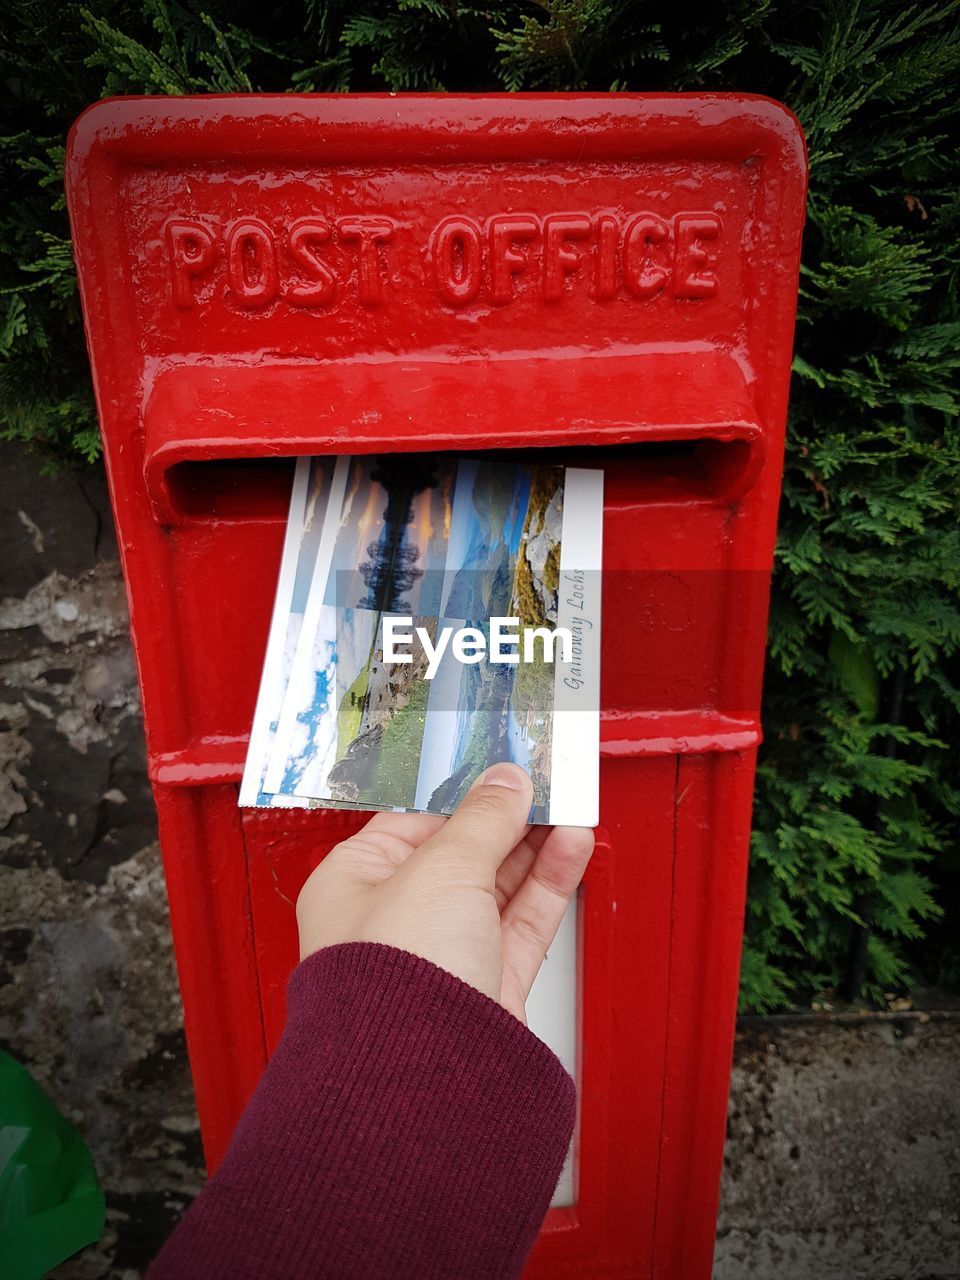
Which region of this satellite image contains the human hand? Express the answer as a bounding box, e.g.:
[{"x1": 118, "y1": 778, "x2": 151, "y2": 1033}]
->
[{"x1": 296, "y1": 764, "x2": 594, "y2": 1024}]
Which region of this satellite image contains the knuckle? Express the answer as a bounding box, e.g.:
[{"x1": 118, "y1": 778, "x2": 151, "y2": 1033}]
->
[{"x1": 505, "y1": 909, "x2": 548, "y2": 954}]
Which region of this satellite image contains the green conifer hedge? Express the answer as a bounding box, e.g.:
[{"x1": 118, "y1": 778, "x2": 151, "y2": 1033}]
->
[{"x1": 2, "y1": 1, "x2": 957, "y2": 1009}]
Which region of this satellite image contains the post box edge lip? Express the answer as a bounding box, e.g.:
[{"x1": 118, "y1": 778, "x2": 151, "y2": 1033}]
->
[{"x1": 64, "y1": 91, "x2": 806, "y2": 180}]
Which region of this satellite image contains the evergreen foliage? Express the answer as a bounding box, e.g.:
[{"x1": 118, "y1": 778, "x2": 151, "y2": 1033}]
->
[{"x1": 2, "y1": 1, "x2": 957, "y2": 1009}]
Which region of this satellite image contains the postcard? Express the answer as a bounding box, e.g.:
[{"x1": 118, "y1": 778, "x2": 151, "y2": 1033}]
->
[
  {"x1": 238, "y1": 457, "x2": 337, "y2": 808},
  {"x1": 248, "y1": 454, "x2": 602, "y2": 826}
]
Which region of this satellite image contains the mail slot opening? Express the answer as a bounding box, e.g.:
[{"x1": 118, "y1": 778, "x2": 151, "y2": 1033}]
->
[
  {"x1": 165, "y1": 456, "x2": 297, "y2": 521},
  {"x1": 162, "y1": 437, "x2": 758, "y2": 523}
]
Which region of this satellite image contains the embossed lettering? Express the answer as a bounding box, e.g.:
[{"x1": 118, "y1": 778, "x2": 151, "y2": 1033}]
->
[
  {"x1": 162, "y1": 207, "x2": 724, "y2": 314},
  {"x1": 337, "y1": 218, "x2": 394, "y2": 307},
  {"x1": 594, "y1": 214, "x2": 619, "y2": 301},
  {"x1": 287, "y1": 218, "x2": 336, "y2": 307},
  {"x1": 672, "y1": 214, "x2": 720, "y2": 298},
  {"x1": 622, "y1": 214, "x2": 670, "y2": 300},
  {"x1": 226, "y1": 219, "x2": 280, "y2": 307},
  {"x1": 543, "y1": 213, "x2": 591, "y2": 301},
  {"x1": 166, "y1": 220, "x2": 217, "y2": 308},
  {"x1": 489, "y1": 215, "x2": 538, "y2": 305},
  {"x1": 431, "y1": 216, "x2": 483, "y2": 306}
]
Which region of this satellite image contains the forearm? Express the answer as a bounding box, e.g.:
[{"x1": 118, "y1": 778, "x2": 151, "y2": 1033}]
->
[{"x1": 149, "y1": 943, "x2": 575, "y2": 1280}]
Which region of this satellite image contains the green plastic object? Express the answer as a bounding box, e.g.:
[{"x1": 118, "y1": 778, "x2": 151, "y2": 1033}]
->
[{"x1": 0, "y1": 1051, "x2": 105, "y2": 1279}]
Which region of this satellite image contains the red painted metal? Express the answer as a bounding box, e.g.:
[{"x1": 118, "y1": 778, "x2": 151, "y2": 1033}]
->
[{"x1": 65, "y1": 95, "x2": 806, "y2": 1278}]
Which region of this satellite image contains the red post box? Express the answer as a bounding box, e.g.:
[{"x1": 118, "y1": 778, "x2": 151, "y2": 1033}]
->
[{"x1": 66, "y1": 95, "x2": 806, "y2": 1277}]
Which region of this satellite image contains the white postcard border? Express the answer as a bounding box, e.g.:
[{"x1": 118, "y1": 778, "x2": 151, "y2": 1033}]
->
[{"x1": 548, "y1": 467, "x2": 603, "y2": 827}]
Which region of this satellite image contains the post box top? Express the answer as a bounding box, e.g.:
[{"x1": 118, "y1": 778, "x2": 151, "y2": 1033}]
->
[
  {"x1": 67, "y1": 93, "x2": 805, "y2": 169},
  {"x1": 66, "y1": 94, "x2": 806, "y2": 501}
]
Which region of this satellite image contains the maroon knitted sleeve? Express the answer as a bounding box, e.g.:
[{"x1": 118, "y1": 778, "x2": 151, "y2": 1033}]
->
[{"x1": 149, "y1": 942, "x2": 575, "y2": 1279}]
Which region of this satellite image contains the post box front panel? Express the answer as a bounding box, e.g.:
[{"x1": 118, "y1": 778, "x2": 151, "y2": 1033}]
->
[{"x1": 66, "y1": 96, "x2": 806, "y2": 1279}]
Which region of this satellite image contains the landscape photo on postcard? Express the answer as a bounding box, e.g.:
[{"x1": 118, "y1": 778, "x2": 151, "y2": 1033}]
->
[{"x1": 250, "y1": 452, "x2": 601, "y2": 825}]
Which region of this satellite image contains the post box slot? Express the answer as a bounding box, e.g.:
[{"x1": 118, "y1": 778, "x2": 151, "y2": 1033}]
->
[
  {"x1": 162, "y1": 438, "x2": 757, "y2": 523},
  {"x1": 166, "y1": 456, "x2": 297, "y2": 521}
]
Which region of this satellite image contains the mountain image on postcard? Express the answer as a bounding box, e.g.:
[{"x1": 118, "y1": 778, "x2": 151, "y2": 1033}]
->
[
  {"x1": 249, "y1": 453, "x2": 602, "y2": 827},
  {"x1": 439, "y1": 460, "x2": 532, "y2": 624}
]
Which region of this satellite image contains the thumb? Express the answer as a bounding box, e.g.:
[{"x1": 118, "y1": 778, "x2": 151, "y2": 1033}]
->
[{"x1": 411, "y1": 763, "x2": 534, "y2": 886}]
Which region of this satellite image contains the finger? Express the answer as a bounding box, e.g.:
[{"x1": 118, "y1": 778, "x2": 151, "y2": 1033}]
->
[
  {"x1": 492, "y1": 826, "x2": 550, "y2": 911},
  {"x1": 408, "y1": 763, "x2": 534, "y2": 887},
  {"x1": 500, "y1": 825, "x2": 594, "y2": 1001}
]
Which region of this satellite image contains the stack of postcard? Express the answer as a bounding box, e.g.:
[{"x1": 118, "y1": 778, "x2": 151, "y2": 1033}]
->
[{"x1": 239, "y1": 454, "x2": 602, "y2": 826}]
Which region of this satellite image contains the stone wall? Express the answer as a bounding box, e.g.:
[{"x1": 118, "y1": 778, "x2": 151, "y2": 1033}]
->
[
  {"x1": 0, "y1": 443, "x2": 202, "y2": 1276},
  {"x1": 1, "y1": 442, "x2": 956, "y2": 1278}
]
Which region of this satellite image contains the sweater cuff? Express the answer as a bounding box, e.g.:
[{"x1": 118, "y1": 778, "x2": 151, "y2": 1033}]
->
[{"x1": 287, "y1": 939, "x2": 575, "y2": 1120}]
